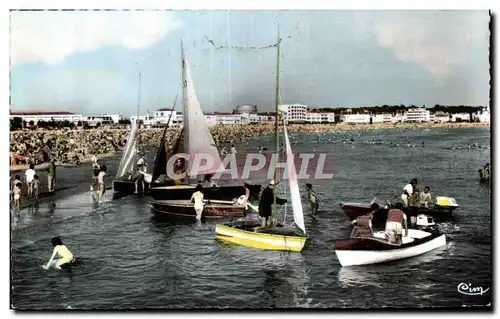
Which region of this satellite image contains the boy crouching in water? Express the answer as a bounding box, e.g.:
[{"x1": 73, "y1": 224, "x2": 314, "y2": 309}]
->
[{"x1": 33, "y1": 175, "x2": 42, "y2": 201}]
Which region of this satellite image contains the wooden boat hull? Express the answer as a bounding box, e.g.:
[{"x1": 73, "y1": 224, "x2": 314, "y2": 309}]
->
[
  {"x1": 149, "y1": 184, "x2": 262, "y2": 201},
  {"x1": 334, "y1": 229, "x2": 446, "y2": 267},
  {"x1": 150, "y1": 199, "x2": 246, "y2": 219},
  {"x1": 112, "y1": 179, "x2": 149, "y2": 198},
  {"x1": 215, "y1": 222, "x2": 307, "y2": 252}
]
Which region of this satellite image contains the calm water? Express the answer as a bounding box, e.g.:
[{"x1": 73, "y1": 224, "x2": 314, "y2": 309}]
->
[{"x1": 11, "y1": 127, "x2": 492, "y2": 309}]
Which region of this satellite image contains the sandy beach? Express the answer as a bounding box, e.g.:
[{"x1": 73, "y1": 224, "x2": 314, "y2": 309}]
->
[{"x1": 9, "y1": 122, "x2": 489, "y2": 174}]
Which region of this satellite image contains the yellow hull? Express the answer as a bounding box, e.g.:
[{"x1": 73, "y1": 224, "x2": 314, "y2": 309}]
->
[{"x1": 215, "y1": 224, "x2": 307, "y2": 252}]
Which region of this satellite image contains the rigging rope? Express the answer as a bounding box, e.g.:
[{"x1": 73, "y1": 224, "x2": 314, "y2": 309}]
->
[{"x1": 204, "y1": 36, "x2": 279, "y2": 51}]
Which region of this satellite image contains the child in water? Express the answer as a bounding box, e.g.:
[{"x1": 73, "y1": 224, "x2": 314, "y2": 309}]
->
[
  {"x1": 12, "y1": 182, "x2": 22, "y2": 211},
  {"x1": 305, "y1": 183, "x2": 319, "y2": 217},
  {"x1": 42, "y1": 237, "x2": 75, "y2": 270},
  {"x1": 191, "y1": 184, "x2": 204, "y2": 221},
  {"x1": 32, "y1": 175, "x2": 41, "y2": 200}
]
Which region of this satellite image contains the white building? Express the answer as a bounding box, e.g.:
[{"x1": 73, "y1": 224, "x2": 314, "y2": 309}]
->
[
  {"x1": 340, "y1": 114, "x2": 371, "y2": 124},
  {"x1": 432, "y1": 112, "x2": 450, "y2": 123},
  {"x1": 391, "y1": 113, "x2": 405, "y2": 123},
  {"x1": 404, "y1": 108, "x2": 430, "y2": 122},
  {"x1": 474, "y1": 106, "x2": 490, "y2": 123},
  {"x1": 10, "y1": 111, "x2": 84, "y2": 124},
  {"x1": 451, "y1": 113, "x2": 471, "y2": 122},
  {"x1": 307, "y1": 112, "x2": 336, "y2": 123},
  {"x1": 371, "y1": 113, "x2": 392, "y2": 123},
  {"x1": 279, "y1": 104, "x2": 308, "y2": 123}
]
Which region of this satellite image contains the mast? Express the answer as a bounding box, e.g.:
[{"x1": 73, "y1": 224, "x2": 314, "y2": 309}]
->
[
  {"x1": 272, "y1": 24, "x2": 281, "y2": 226},
  {"x1": 181, "y1": 40, "x2": 189, "y2": 184},
  {"x1": 136, "y1": 67, "x2": 141, "y2": 121}
]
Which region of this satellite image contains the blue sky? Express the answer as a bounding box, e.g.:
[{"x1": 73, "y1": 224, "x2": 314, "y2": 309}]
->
[{"x1": 10, "y1": 10, "x2": 490, "y2": 116}]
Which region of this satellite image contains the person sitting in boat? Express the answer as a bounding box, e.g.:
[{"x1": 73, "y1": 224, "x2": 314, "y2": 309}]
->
[
  {"x1": 42, "y1": 236, "x2": 76, "y2": 270},
  {"x1": 479, "y1": 163, "x2": 490, "y2": 181},
  {"x1": 350, "y1": 215, "x2": 373, "y2": 238},
  {"x1": 191, "y1": 184, "x2": 204, "y2": 221},
  {"x1": 402, "y1": 178, "x2": 417, "y2": 207},
  {"x1": 409, "y1": 187, "x2": 421, "y2": 207},
  {"x1": 419, "y1": 186, "x2": 433, "y2": 208},
  {"x1": 258, "y1": 180, "x2": 287, "y2": 227},
  {"x1": 203, "y1": 174, "x2": 218, "y2": 188},
  {"x1": 173, "y1": 158, "x2": 186, "y2": 185},
  {"x1": 385, "y1": 203, "x2": 408, "y2": 245}
]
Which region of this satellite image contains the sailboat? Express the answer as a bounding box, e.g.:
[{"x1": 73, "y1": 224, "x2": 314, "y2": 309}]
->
[
  {"x1": 112, "y1": 71, "x2": 152, "y2": 197},
  {"x1": 148, "y1": 42, "x2": 261, "y2": 202},
  {"x1": 214, "y1": 29, "x2": 308, "y2": 252}
]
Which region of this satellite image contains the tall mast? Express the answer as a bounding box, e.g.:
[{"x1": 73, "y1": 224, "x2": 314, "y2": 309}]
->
[
  {"x1": 137, "y1": 71, "x2": 141, "y2": 119},
  {"x1": 181, "y1": 40, "x2": 189, "y2": 184},
  {"x1": 272, "y1": 23, "x2": 281, "y2": 226}
]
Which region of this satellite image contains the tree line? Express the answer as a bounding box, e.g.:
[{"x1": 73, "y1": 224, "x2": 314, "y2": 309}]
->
[{"x1": 309, "y1": 104, "x2": 487, "y2": 114}]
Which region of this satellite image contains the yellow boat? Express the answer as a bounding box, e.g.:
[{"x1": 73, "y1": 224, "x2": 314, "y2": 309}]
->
[{"x1": 215, "y1": 220, "x2": 307, "y2": 252}]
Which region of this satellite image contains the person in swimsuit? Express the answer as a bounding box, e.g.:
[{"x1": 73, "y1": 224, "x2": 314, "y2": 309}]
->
[
  {"x1": 97, "y1": 165, "x2": 107, "y2": 203},
  {"x1": 191, "y1": 184, "x2": 204, "y2": 221},
  {"x1": 12, "y1": 182, "x2": 22, "y2": 211},
  {"x1": 42, "y1": 237, "x2": 75, "y2": 270}
]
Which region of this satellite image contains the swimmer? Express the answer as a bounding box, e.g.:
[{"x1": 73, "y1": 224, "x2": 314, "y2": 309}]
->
[{"x1": 42, "y1": 237, "x2": 75, "y2": 270}]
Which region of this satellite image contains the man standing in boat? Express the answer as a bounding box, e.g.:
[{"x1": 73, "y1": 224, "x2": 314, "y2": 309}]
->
[
  {"x1": 258, "y1": 180, "x2": 287, "y2": 227},
  {"x1": 385, "y1": 203, "x2": 408, "y2": 245}
]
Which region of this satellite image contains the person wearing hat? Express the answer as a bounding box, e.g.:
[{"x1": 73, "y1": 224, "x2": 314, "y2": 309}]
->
[{"x1": 258, "y1": 180, "x2": 287, "y2": 227}]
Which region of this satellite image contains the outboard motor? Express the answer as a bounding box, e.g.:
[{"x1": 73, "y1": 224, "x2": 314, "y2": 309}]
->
[{"x1": 416, "y1": 214, "x2": 436, "y2": 231}]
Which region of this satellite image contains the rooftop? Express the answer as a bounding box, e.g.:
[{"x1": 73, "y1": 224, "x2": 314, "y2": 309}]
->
[{"x1": 10, "y1": 111, "x2": 76, "y2": 116}]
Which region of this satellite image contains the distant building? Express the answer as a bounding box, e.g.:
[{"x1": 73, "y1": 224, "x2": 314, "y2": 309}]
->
[
  {"x1": 234, "y1": 104, "x2": 258, "y2": 114},
  {"x1": 307, "y1": 112, "x2": 336, "y2": 123},
  {"x1": 432, "y1": 112, "x2": 450, "y2": 123},
  {"x1": 371, "y1": 113, "x2": 392, "y2": 123},
  {"x1": 340, "y1": 114, "x2": 371, "y2": 124},
  {"x1": 9, "y1": 111, "x2": 83, "y2": 124},
  {"x1": 474, "y1": 106, "x2": 490, "y2": 123},
  {"x1": 279, "y1": 104, "x2": 308, "y2": 123},
  {"x1": 404, "y1": 108, "x2": 430, "y2": 123},
  {"x1": 451, "y1": 113, "x2": 471, "y2": 122}
]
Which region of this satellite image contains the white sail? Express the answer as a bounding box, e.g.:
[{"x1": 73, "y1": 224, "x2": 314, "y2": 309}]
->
[
  {"x1": 116, "y1": 123, "x2": 138, "y2": 179},
  {"x1": 283, "y1": 124, "x2": 306, "y2": 234},
  {"x1": 182, "y1": 56, "x2": 222, "y2": 178}
]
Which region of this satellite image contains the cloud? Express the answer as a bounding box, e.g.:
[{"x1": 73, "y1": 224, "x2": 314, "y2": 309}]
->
[
  {"x1": 10, "y1": 10, "x2": 180, "y2": 66},
  {"x1": 374, "y1": 11, "x2": 489, "y2": 75}
]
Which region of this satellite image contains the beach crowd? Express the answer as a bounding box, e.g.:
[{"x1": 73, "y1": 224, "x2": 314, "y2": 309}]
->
[{"x1": 10, "y1": 122, "x2": 489, "y2": 168}]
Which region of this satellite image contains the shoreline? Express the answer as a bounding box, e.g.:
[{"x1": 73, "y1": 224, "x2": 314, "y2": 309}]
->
[
  {"x1": 9, "y1": 122, "x2": 489, "y2": 174},
  {"x1": 10, "y1": 152, "x2": 118, "y2": 174}
]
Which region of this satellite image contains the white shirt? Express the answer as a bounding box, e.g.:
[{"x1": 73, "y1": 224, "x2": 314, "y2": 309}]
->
[
  {"x1": 403, "y1": 183, "x2": 413, "y2": 196},
  {"x1": 91, "y1": 155, "x2": 97, "y2": 165},
  {"x1": 97, "y1": 171, "x2": 106, "y2": 184},
  {"x1": 230, "y1": 147, "x2": 237, "y2": 154},
  {"x1": 25, "y1": 169, "x2": 35, "y2": 183},
  {"x1": 137, "y1": 158, "x2": 145, "y2": 166},
  {"x1": 191, "y1": 191, "x2": 204, "y2": 210}
]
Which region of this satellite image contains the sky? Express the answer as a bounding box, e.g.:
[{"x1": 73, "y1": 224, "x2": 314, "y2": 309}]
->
[{"x1": 9, "y1": 10, "x2": 490, "y2": 116}]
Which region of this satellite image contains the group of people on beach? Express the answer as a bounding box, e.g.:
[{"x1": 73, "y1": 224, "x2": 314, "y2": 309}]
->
[{"x1": 10, "y1": 160, "x2": 57, "y2": 212}]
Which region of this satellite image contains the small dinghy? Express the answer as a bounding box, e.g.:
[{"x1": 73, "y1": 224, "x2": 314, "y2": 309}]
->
[
  {"x1": 151, "y1": 199, "x2": 247, "y2": 219},
  {"x1": 334, "y1": 214, "x2": 446, "y2": 267}
]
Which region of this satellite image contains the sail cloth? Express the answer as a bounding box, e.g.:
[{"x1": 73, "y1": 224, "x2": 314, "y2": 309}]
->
[
  {"x1": 116, "y1": 123, "x2": 139, "y2": 179},
  {"x1": 283, "y1": 123, "x2": 306, "y2": 235},
  {"x1": 182, "y1": 57, "x2": 222, "y2": 178}
]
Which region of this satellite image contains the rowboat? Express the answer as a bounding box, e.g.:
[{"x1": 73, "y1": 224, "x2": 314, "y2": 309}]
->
[
  {"x1": 150, "y1": 199, "x2": 247, "y2": 219},
  {"x1": 334, "y1": 214, "x2": 446, "y2": 267}
]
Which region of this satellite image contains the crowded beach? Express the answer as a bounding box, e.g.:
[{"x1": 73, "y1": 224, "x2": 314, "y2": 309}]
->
[{"x1": 10, "y1": 121, "x2": 489, "y2": 171}]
